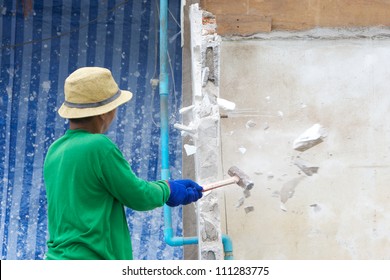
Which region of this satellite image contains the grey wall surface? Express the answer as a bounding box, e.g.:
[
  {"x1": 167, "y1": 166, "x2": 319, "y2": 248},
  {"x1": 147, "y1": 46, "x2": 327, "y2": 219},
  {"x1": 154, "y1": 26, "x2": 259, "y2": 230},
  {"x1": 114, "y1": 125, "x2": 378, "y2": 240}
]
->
[{"x1": 218, "y1": 32, "x2": 390, "y2": 259}]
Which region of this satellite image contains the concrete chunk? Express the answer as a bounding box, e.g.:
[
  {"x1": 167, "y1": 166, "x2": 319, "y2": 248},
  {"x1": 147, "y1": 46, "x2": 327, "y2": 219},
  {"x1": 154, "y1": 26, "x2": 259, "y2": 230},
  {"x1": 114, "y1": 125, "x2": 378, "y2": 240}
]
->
[
  {"x1": 293, "y1": 123, "x2": 327, "y2": 152},
  {"x1": 294, "y1": 158, "x2": 319, "y2": 176}
]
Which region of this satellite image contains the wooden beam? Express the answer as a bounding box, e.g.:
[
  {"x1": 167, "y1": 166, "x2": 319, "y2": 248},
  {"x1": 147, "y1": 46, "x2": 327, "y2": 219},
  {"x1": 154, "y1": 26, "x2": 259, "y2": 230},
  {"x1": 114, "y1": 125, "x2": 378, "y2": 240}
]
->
[
  {"x1": 216, "y1": 14, "x2": 272, "y2": 35},
  {"x1": 200, "y1": 0, "x2": 390, "y2": 34}
]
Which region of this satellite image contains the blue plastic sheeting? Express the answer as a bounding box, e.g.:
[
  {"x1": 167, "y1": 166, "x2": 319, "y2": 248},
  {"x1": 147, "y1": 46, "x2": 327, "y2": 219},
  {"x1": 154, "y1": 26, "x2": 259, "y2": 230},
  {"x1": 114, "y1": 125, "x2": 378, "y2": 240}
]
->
[{"x1": 0, "y1": 0, "x2": 183, "y2": 260}]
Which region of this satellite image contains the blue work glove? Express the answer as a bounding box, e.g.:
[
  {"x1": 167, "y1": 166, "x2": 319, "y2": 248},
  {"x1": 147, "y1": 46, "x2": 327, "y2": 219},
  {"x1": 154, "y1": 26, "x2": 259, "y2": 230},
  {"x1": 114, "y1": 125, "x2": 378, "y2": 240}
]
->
[{"x1": 166, "y1": 179, "x2": 203, "y2": 207}]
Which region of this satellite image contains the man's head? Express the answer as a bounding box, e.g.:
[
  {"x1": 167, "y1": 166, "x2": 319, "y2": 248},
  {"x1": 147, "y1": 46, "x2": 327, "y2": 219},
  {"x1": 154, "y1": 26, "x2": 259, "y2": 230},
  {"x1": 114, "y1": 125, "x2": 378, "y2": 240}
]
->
[{"x1": 58, "y1": 67, "x2": 133, "y2": 119}]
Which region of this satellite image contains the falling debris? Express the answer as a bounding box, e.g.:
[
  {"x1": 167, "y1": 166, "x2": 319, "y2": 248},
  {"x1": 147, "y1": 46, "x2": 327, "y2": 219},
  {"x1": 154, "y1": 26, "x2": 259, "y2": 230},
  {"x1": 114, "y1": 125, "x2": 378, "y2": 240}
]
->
[
  {"x1": 174, "y1": 123, "x2": 197, "y2": 135},
  {"x1": 294, "y1": 158, "x2": 319, "y2": 176},
  {"x1": 254, "y1": 170, "x2": 263, "y2": 175},
  {"x1": 246, "y1": 120, "x2": 256, "y2": 128},
  {"x1": 179, "y1": 105, "x2": 195, "y2": 114},
  {"x1": 280, "y1": 177, "x2": 304, "y2": 204},
  {"x1": 310, "y1": 203, "x2": 322, "y2": 212},
  {"x1": 184, "y1": 144, "x2": 197, "y2": 156},
  {"x1": 238, "y1": 146, "x2": 247, "y2": 154},
  {"x1": 235, "y1": 188, "x2": 251, "y2": 208},
  {"x1": 280, "y1": 203, "x2": 287, "y2": 212},
  {"x1": 243, "y1": 188, "x2": 251, "y2": 198},
  {"x1": 267, "y1": 172, "x2": 274, "y2": 180},
  {"x1": 235, "y1": 197, "x2": 245, "y2": 208},
  {"x1": 244, "y1": 206, "x2": 255, "y2": 214},
  {"x1": 217, "y1": 98, "x2": 236, "y2": 111},
  {"x1": 293, "y1": 123, "x2": 327, "y2": 152}
]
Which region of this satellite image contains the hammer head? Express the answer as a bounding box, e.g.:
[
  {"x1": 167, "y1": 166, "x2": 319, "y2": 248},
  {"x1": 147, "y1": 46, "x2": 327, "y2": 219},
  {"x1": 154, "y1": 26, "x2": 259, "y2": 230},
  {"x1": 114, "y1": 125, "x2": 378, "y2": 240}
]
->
[{"x1": 228, "y1": 166, "x2": 254, "y2": 190}]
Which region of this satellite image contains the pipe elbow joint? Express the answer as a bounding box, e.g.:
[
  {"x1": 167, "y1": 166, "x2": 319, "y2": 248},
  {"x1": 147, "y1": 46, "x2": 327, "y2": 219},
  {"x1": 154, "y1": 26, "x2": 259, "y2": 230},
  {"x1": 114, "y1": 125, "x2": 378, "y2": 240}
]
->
[
  {"x1": 164, "y1": 229, "x2": 198, "y2": 247},
  {"x1": 222, "y1": 234, "x2": 234, "y2": 260}
]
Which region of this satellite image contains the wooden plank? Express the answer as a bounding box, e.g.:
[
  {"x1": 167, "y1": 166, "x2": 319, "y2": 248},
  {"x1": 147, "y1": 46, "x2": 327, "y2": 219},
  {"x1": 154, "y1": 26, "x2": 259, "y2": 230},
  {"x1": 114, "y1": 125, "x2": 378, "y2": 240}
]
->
[
  {"x1": 200, "y1": 0, "x2": 248, "y2": 15},
  {"x1": 201, "y1": 0, "x2": 390, "y2": 33},
  {"x1": 216, "y1": 14, "x2": 272, "y2": 35}
]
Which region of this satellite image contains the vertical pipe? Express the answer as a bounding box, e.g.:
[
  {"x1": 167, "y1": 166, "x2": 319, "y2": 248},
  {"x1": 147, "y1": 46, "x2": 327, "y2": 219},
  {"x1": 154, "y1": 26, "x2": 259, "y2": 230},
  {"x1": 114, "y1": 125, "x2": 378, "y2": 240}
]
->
[
  {"x1": 159, "y1": 0, "x2": 174, "y2": 245},
  {"x1": 222, "y1": 234, "x2": 233, "y2": 260},
  {"x1": 160, "y1": 0, "x2": 195, "y2": 247},
  {"x1": 160, "y1": 0, "x2": 198, "y2": 247},
  {"x1": 159, "y1": 0, "x2": 169, "y2": 181}
]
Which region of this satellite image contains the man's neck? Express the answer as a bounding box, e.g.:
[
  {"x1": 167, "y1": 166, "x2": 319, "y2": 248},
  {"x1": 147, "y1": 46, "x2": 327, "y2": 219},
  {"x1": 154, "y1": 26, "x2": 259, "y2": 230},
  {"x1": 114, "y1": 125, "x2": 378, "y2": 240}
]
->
[{"x1": 69, "y1": 117, "x2": 103, "y2": 134}]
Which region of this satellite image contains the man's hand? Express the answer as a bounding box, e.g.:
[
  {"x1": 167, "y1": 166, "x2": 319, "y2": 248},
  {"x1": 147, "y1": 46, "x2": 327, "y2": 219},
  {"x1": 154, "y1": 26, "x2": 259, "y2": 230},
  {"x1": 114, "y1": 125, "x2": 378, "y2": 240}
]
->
[{"x1": 166, "y1": 179, "x2": 203, "y2": 207}]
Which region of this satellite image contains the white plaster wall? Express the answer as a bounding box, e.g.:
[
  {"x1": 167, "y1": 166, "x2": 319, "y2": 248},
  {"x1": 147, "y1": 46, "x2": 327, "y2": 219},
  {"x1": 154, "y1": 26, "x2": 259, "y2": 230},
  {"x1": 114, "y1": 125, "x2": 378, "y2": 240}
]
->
[{"x1": 218, "y1": 32, "x2": 390, "y2": 259}]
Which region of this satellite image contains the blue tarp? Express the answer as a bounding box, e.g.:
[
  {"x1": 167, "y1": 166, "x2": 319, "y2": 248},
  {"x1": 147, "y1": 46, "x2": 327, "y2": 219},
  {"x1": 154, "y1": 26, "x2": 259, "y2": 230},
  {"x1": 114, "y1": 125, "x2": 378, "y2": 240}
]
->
[{"x1": 0, "y1": 0, "x2": 183, "y2": 260}]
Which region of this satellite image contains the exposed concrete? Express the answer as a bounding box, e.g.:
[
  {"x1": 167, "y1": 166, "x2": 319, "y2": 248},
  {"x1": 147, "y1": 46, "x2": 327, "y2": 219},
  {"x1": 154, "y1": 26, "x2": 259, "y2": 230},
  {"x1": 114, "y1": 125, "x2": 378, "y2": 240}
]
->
[
  {"x1": 293, "y1": 123, "x2": 327, "y2": 152},
  {"x1": 189, "y1": 4, "x2": 223, "y2": 260},
  {"x1": 219, "y1": 28, "x2": 390, "y2": 259},
  {"x1": 180, "y1": 3, "x2": 224, "y2": 260}
]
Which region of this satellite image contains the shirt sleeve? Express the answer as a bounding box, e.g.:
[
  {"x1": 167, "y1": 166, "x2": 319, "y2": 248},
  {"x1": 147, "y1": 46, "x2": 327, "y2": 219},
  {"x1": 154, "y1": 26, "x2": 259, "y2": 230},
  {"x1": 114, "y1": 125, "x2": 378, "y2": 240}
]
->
[{"x1": 99, "y1": 144, "x2": 170, "y2": 211}]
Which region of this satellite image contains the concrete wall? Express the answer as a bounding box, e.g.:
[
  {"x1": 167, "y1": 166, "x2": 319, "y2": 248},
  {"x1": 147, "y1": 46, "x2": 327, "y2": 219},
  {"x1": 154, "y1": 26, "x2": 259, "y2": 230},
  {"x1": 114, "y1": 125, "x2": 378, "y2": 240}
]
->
[{"x1": 218, "y1": 30, "x2": 390, "y2": 259}]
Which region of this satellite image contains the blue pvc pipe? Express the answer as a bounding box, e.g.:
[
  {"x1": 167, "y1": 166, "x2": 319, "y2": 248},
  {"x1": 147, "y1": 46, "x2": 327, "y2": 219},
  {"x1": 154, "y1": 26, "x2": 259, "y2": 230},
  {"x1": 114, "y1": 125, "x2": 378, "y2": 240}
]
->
[
  {"x1": 222, "y1": 234, "x2": 233, "y2": 260},
  {"x1": 159, "y1": 0, "x2": 169, "y2": 181},
  {"x1": 159, "y1": 0, "x2": 233, "y2": 259},
  {"x1": 159, "y1": 0, "x2": 195, "y2": 248},
  {"x1": 163, "y1": 206, "x2": 199, "y2": 246},
  {"x1": 160, "y1": 0, "x2": 197, "y2": 248}
]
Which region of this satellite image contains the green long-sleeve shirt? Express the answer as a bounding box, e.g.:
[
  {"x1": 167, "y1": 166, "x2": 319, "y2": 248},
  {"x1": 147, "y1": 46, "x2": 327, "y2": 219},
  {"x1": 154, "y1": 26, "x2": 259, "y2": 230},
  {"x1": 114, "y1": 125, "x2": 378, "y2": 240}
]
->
[{"x1": 44, "y1": 129, "x2": 170, "y2": 260}]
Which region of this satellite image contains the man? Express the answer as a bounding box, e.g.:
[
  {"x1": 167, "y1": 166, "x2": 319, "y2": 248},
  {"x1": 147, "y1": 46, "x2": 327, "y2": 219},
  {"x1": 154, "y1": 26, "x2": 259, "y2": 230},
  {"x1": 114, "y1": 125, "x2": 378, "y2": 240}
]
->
[{"x1": 44, "y1": 67, "x2": 203, "y2": 260}]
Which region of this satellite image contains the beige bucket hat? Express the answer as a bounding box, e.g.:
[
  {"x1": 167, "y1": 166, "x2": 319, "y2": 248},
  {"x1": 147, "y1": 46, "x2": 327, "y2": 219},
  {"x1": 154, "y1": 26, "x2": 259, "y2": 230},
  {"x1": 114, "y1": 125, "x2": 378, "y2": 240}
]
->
[{"x1": 58, "y1": 67, "x2": 133, "y2": 119}]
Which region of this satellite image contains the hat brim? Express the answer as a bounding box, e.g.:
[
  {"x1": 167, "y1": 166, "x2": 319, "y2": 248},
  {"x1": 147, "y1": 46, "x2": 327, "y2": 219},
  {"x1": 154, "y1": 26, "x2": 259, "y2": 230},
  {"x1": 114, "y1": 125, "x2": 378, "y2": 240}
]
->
[{"x1": 58, "y1": 89, "x2": 133, "y2": 119}]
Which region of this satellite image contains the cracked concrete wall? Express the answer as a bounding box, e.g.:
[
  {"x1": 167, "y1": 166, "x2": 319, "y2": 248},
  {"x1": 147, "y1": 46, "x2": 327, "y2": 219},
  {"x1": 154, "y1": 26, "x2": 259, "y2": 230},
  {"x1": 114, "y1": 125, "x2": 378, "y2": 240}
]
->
[
  {"x1": 179, "y1": 3, "x2": 224, "y2": 260},
  {"x1": 218, "y1": 29, "x2": 390, "y2": 259}
]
